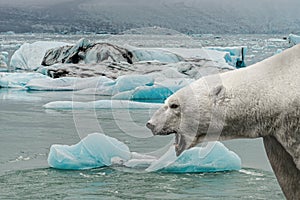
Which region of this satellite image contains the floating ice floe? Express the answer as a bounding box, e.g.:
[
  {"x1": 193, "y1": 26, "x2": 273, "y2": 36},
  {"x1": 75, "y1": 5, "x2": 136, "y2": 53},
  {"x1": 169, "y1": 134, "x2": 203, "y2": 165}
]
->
[
  {"x1": 0, "y1": 72, "x2": 48, "y2": 88},
  {"x1": 131, "y1": 48, "x2": 184, "y2": 63},
  {"x1": 146, "y1": 144, "x2": 241, "y2": 173},
  {"x1": 205, "y1": 46, "x2": 247, "y2": 68},
  {"x1": 113, "y1": 85, "x2": 174, "y2": 101},
  {"x1": 112, "y1": 78, "x2": 194, "y2": 101},
  {"x1": 48, "y1": 133, "x2": 242, "y2": 173},
  {"x1": 22, "y1": 70, "x2": 192, "y2": 101},
  {"x1": 10, "y1": 41, "x2": 70, "y2": 70},
  {"x1": 288, "y1": 34, "x2": 300, "y2": 46},
  {"x1": 275, "y1": 49, "x2": 283, "y2": 55},
  {"x1": 48, "y1": 133, "x2": 131, "y2": 170},
  {"x1": 112, "y1": 74, "x2": 154, "y2": 94},
  {"x1": 0, "y1": 51, "x2": 9, "y2": 69},
  {"x1": 43, "y1": 100, "x2": 162, "y2": 110},
  {"x1": 26, "y1": 76, "x2": 113, "y2": 91}
]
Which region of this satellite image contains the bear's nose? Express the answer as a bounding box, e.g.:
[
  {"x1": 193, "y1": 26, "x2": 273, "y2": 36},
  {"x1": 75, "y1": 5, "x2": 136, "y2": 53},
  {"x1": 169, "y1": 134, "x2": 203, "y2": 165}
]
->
[{"x1": 146, "y1": 122, "x2": 155, "y2": 131}]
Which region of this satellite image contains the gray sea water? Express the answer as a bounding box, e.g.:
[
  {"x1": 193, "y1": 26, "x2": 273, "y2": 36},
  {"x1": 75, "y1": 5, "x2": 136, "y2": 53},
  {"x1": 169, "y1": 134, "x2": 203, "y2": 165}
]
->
[{"x1": 0, "y1": 33, "x2": 289, "y2": 199}]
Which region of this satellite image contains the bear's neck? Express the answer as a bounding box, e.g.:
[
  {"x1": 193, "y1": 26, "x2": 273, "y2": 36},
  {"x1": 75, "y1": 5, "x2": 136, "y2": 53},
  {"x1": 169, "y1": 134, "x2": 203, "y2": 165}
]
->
[
  {"x1": 221, "y1": 78, "x2": 299, "y2": 140},
  {"x1": 219, "y1": 44, "x2": 300, "y2": 140}
]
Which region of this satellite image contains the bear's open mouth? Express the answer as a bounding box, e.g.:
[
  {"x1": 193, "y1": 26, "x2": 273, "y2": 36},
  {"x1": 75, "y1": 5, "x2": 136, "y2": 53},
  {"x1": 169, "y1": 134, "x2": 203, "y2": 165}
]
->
[{"x1": 156, "y1": 130, "x2": 177, "y2": 135}]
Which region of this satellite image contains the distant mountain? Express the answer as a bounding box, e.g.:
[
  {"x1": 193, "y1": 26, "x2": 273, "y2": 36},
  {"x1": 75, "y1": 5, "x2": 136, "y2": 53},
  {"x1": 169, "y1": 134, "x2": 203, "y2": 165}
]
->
[{"x1": 0, "y1": 0, "x2": 300, "y2": 34}]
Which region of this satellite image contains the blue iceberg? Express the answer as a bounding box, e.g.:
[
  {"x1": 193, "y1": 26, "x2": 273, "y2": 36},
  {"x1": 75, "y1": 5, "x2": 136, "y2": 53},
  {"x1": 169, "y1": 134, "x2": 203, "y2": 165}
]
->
[
  {"x1": 48, "y1": 133, "x2": 131, "y2": 170},
  {"x1": 131, "y1": 85, "x2": 174, "y2": 100},
  {"x1": 288, "y1": 34, "x2": 300, "y2": 46},
  {"x1": 48, "y1": 133, "x2": 241, "y2": 173},
  {"x1": 113, "y1": 85, "x2": 174, "y2": 101},
  {"x1": 205, "y1": 46, "x2": 247, "y2": 68},
  {"x1": 146, "y1": 143, "x2": 241, "y2": 173}
]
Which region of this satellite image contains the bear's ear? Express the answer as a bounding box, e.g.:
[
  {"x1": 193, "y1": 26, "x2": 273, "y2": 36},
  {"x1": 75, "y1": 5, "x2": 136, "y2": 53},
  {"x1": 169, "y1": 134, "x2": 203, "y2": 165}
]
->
[{"x1": 209, "y1": 85, "x2": 226, "y2": 103}]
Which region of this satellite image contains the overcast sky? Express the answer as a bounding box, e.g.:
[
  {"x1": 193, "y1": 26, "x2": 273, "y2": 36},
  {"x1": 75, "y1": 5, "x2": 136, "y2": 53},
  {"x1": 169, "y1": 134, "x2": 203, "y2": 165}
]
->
[{"x1": 1, "y1": 0, "x2": 299, "y2": 34}]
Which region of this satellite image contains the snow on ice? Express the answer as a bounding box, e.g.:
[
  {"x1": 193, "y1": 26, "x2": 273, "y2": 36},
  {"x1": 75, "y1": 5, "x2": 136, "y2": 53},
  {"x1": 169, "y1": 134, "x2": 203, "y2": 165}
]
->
[
  {"x1": 10, "y1": 41, "x2": 70, "y2": 70},
  {"x1": 43, "y1": 100, "x2": 162, "y2": 110}
]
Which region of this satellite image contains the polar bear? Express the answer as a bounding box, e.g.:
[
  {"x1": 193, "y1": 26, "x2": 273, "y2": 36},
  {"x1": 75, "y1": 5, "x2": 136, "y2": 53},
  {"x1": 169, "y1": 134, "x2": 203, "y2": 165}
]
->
[{"x1": 147, "y1": 44, "x2": 300, "y2": 199}]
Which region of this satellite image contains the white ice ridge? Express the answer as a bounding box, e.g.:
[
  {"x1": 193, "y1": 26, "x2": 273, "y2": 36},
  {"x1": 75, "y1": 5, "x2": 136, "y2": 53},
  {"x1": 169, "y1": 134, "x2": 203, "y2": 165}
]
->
[
  {"x1": 43, "y1": 100, "x2": 162, "y2": 110},
  {"x1": 48, "y1": 133, "x2": 242, "y2": 173},
  {"x1": 0, "y1": 72, "x2": 48, "y2": 88},
  {"x1": 10, "y1": 41, "x2": 70, "y2": 70},
  {"x1": 26, "y1": 76, "x2": 113, "y2": 91}
]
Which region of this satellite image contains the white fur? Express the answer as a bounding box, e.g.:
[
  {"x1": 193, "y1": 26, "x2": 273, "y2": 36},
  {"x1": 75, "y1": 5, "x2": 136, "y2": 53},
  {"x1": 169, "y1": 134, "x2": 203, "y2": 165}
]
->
[{"x1": 148, "y1": 44, "x2": 300, "y2": 199}]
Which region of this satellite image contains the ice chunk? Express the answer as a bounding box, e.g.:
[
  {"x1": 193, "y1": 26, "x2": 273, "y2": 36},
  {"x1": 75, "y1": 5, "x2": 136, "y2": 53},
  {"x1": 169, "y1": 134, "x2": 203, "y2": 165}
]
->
[
  {"x1": 0, "y1": 51, "x2": 9, "y2": 69},
  {"x1": 42, "y1": 39, "x2": 134, "y2": 66},
  {"x1": 113, "y1": 85, "x2": 174, "y2": 101},
  {"x1": 132, "y1": 48, "x2": 184, "y2": 63},
  {"x1": 77, "y1": 75, "x2": 155, "y2": 96},
  {"x1": 146, "y1": 142, "x2": 241, "y2": 173},
  {"x1": 206, "y1": 46, "x2": 247, "y2": 58},
  {"x1": 288, "y1": 34, "x2": 300, "y2": 46},
  {"x1": 43, "y1": 100, "x2": 162, "y2": 110},
  {"x1": 275, "y1": 49, "x2": 283, "y2": 55},
  {"x1": 48, "y1": 133, "x2": 131, "y2": 170},
  {"x1": 124, "y1": 152, "x2": 157, "y2": 168},
  {"x1": 160, "y1": 48, "x2": 236, "y2": 69},
  {"x1": 0, "y1": 72, "x2": 48, "y2": 88},
  {"x1": 10, "y1": 41, "x2": 70, "y2": 70},
  {"x1": 48, "y1": 134, "x2": 241, "y2": 172},
  {"x1": 112, "y1": 78, "x2": 193, "y2": 101},
  {"x1": 114, "y1": 75, "x2": 154, "y2": 93},
  {"x1": 205, "y1": 46, "x2": 247, "y2": 68},
  {"x1": 132, "y1": 85, "x2": 174, "y2": 100},
  {"x1": 37, "y1": 52, "x2": 233, "y2": 80},
  {"x1": 26, "y1": 76, "x2": 113, "y2": 91}
]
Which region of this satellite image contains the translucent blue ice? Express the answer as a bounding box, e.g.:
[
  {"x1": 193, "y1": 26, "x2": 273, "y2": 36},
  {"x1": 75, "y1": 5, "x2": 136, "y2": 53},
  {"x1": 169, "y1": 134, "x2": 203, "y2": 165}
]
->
[
  {"x1": 48, "y1": 133, "x2": 131, "y2": 170},
  {"x1": 146, "y1": 143, "x2": 242, "y2": 173},
  {"x1": 112, "y1": 85, "x2": 174, "y2": 101},
  {"x1": 288, "y1": 34, "x2": 300, "y2": 46},
  {"x1": 205, "y1": 46, "x2": 247, "y2": 67},
  {"x1": 113, "y1": 78, "x2": 193, "y2": 101},
  {"x1": 131, "y1": 85, "x2": 174, "y2": 100},
  {"x1": 48, "y1": 133, "x2": 241, "y2": 173}
]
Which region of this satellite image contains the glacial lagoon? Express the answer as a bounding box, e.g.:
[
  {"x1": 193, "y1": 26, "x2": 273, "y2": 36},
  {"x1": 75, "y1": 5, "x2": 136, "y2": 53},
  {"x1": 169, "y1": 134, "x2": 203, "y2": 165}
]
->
[{"x1": 0, "y1": 33, "x2": 288, "y2": 199}]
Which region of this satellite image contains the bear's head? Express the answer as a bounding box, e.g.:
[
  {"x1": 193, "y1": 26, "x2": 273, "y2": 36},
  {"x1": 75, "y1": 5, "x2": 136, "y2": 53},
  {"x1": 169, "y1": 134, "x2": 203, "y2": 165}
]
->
[{"x1": 147, "y1": 79, "x2": 226, "y2": 156}]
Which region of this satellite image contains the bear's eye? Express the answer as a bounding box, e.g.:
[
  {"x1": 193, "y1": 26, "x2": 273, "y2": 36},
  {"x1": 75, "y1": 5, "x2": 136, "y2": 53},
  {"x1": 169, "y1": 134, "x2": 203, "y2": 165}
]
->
[{"x1": 170, "y1": 104, "x2": 179, "y2": 109}]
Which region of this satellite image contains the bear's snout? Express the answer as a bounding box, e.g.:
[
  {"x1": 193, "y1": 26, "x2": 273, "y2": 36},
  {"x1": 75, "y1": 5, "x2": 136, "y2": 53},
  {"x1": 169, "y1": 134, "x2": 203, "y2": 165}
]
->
[{"x1": 146, "y1": 121, "x2": 155, "y2": 133}]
